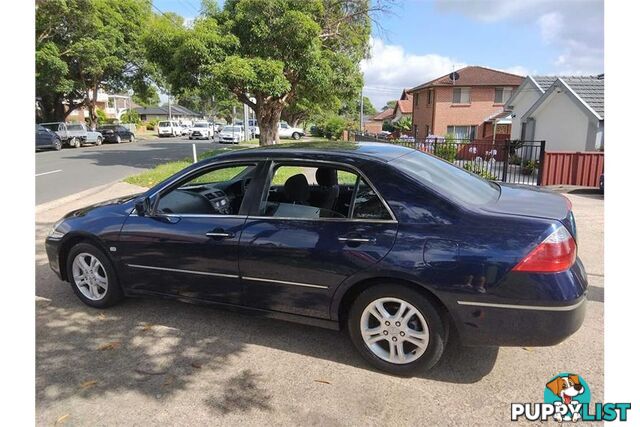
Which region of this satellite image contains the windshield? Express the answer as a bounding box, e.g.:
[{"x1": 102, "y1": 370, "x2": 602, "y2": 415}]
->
[
  {"x1": 158, "y1": 121, "x2": 170, "y2": 127},
  {"x1": 194, "y1": 123, "x2": 208, "y2": 128},
  {"x1": 222, "y1": 126, "x2": 242, "y2": 132},
  {"x1": 391, "y1": 150, "x2": 500, "y2": 205}
]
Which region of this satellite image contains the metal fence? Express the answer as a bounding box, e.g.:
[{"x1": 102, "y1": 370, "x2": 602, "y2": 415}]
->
[{"x1": 354, "y1": 133, "x2": 546, "y2": 186}]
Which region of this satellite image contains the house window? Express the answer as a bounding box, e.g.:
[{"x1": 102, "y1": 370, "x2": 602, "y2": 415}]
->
[
  {"x1": 494, "y1": 87, "x2": 513, "y2": 104},
  {"x1": 427, "y1": 90, "x2": 432, "y2": 105},
  {"x1": 447, "y1": 125, "x2": 476, "y2": 141},
  {"x1": 452, "y1": 87, "x2": 471, "y2": 104},
  {"x1": 425, "y1": 125, "x2": 430, "y2": 136}
]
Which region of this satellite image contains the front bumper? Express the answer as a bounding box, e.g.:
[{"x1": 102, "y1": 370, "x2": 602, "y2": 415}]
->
[{"x1": 45, "y1": 237, "x2": 63, "y2": 280}]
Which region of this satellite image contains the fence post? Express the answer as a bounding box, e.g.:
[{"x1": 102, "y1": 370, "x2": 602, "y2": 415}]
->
[
  {"x1": 501, "y1": 140, "x2": 510, "y2": 182},
  {"x1": 537, "y1": 140, "x2": 546, "y2": 186}
]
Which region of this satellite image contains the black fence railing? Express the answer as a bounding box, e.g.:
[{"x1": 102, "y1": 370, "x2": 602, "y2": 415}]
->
[{"x1": 354, "y1": 133, "x2": 546, "y2": 185}]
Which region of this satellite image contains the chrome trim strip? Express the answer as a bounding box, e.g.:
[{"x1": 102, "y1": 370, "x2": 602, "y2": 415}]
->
[
  {"x1": 245, "y1": 215, "x2": 397, "y2": 224},
  {"x1": 456, "y1": 298, "x2": 586, "y2": 312},
  {"x1": 126, "y1": 264, "x2": 239, "y2": 279},
  {"x1": 243, "y1": 276, "x2": 328, "y2": 289}
]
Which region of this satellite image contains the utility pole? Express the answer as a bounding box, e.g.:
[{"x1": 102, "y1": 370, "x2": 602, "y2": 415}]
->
[
  {"x1": 168, "y1": 94, "x2": 172, "y2": 120},
  {"x1": 360, "y1": 90, "x2": 364, "y2": 133}
]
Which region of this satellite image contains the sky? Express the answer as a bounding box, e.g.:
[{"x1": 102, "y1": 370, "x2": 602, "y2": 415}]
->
[{"x1": 153, "y1": 0, "x2": 604, "y2": 109}]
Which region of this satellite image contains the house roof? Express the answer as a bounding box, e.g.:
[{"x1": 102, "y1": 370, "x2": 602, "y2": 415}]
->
[
  {"x1": 531, "y1": 76, "x2": 559, "y2": 92},
  {"x1": 395, "y1": 99, "x2": 413, "y2": 114},
  {"x1": 408, "y1": 66, "x2": 524, "y2": 92},
  {"x1": 371, "y1": 108, "x2": 394, "y2": 121},
  {"x1": 134, "y1": 105, "x2": 202, "y2": 117},
  {"x1": 522, "y1": 75, "x2": 604, "y2": 122}
]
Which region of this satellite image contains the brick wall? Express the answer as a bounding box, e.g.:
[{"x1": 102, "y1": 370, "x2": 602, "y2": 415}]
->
[{"x1": 413, "y1": 85, "x2": 517, "y2": 139}]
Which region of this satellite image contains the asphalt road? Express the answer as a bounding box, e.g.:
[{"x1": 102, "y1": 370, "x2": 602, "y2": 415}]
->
[{"x1": 35, "y1": 137, "x2": 228, "y2": 205}]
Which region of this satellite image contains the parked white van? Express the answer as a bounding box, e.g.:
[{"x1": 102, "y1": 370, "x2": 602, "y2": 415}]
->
[{"x1": 158, "y1": 121, "x2": 180, "y2": 137}]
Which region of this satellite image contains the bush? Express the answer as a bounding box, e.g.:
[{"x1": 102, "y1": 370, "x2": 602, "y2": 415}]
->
[
  {"x1": 95, "y1": 108, "x2": 108, "y2": 125},
  {"x1": 313, "y1": 115, "x2": 354, "y2": 140},
  {"x1": 145, "y1": 119, "x2": 159, "y2": 131},
  {"x1": 120, "y1": 109, "x2": 141, "y2": 125},
  {"x1": 522, "y1": 160, "x2": 537, "y2": 176},
  {"x1": 434, "y1": 142, "x2": 458, "y2": 162},
  {"x1": 463, "y1": 162, "x2": 498, "y2": 180},
  {"x1": 509, "y1": 154, "x2": 522, "y2": 165}
]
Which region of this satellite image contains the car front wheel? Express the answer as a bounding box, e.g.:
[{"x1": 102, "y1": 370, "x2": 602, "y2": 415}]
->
[
  {"x1": 116, "y1": 135, "x2": 122, "y2": 144},
  {"x1": 95, "y1": 136, "x2": 102, "y2": 146},
  {"x1": 292, "y1": 132, "x2": 301, "y2": 140},
  {"x1": 66, "y1": 242, "x2": 123, "y2": 308},
  {"x1": 348, "y1": 283, "x2": 447, "y2": 376},
  {"x1": 54, "y1": 138, "x2": 62, "y2": 151},
  {"x1": 70, "y1": 137, "x2": 80, "y2": 148},
  {"x1": 129, "y1": 135, "x2": 135, "y2": 143}
]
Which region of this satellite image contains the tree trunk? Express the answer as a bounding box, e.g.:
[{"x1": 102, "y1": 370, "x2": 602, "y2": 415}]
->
[
  {"x1": 87, "y1": 83, "x2": 100, "y2": 129},
  {"x1": 256, "y1": 101, "x2": 284, "y2": 146}
]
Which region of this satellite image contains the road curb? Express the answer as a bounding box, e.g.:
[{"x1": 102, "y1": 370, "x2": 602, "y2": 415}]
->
[{"x1": 35, "y1": 180, "x2": 146, "y2": 214}]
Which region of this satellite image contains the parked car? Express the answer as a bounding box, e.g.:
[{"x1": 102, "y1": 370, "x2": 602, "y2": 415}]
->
[
  {"x1": 213, "y1": 122, "x2": 226, "y2": 133},
  {"x1": 252, "y1": 121, "x2": 305, "y2": 140},
  {"x1": 180, "y1": 124, "x2": 191, "y2": 136},
  {"x1": 97, "y1": 125, "x2": 135, "y2": 143},
  {"x1": 157, "y1": 121, "x2": 180, "y2": 137},
  {"x1": 35, "y1": 124, "x2": 62, "y2": 151},
  {"x1": 40, "y1": 122, "x2": 86, "y2": 148},
  {"x1": 83, "y1": 127, "x2": 103, "y2": 146},
  {"x1": 45, "y1": 142, "x2": 586, "y2": 375},
  {"x1": 188, "y1": 121, "x2": 212, "y2": 140},
  {"x1": 218, "y1": 125, "x2": 245, "y2": 144}
]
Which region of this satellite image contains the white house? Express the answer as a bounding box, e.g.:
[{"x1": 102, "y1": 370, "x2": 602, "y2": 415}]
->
[{"x1": 505, "y1": 75, "x2": 604, "y2": 151}]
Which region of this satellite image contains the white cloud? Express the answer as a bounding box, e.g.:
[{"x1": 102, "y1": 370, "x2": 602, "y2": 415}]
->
[
  {"x1": 434, "y1": 0, "x2": 604, "y2": 75},
  {"x1": 360, "y1": 38, "x2": 464, "y2": 109}
]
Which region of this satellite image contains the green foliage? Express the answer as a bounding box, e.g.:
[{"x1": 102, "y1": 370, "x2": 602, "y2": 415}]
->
[
  {"x1": 36, "y1": 0, "x2": 155, "y2": 123},
  {"x1": 95, "y1": 109, "x2": 108, "y2": 125},
  {"x1": 394, "y1": 116, "x2": 412, "y2": 132},
  {"x1": 133, "y1": 89, "x2": 160, "y2": 108},
  {"x1": 313, "y1": 114, "x2": 355, "y2": 140},
  {"x1": 120, "y1": 109, "x2": 141, "y2": 125},
  {"x1": 384, "y1": 100, "x2": 397, "y2": 110},
  {"x1": 463, "y1": 162, "x2": 498, "y2": 180},
  {"x1": 434, "y1": 142, "x2": 458, "y2": 163},
  {"x1": 382, "y1": 122, "x2": 394, "y2": 132},
  {"x1": 144, "y1": 119, "x2": 158, "y2": 131},
  {"x1": 143, "y1": 0, "x2": 373, "y2": 145},
  {"x1": 522, "y1": 160, "x2": 538, "y2": 175}
]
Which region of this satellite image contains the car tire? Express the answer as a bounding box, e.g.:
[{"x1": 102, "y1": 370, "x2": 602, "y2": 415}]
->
[
  {"x1": 70, "y1": 137, "x2": 80, "y2": 148},
  {"x1": 347, "y1": 283, "x2": 447, "y2": 376},
  {"x1": 66, "y1": 242, "x2": 124, "y2": 309},
  {"x1": 95, "y1": 136, "x2": 102, "y2": 146},
  {"x1": 129, "y1": 135, "x2": 135, "y2": 143},
  {"x1": 54, "y1": 138, "x2": 62, "y2": 151},
  {"x1": 116, "y1": 135, "x2": 122, "y2": 144},
  {"x1": 292, "y1": 132, "x2": 301, "y2": 140}
]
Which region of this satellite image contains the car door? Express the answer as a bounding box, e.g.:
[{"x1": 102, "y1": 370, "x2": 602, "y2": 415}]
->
[
  {"x1": 117, "y1": 161, "x2": 265, "y2": 304},
  {"x1": 238, "y1": 160, "x2": 399, "y2": 319},
  {"x1": 36, "y1": 125, "x2": 47, "y2": 148}
]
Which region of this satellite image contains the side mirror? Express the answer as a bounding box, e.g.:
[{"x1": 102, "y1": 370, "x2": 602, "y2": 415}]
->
[{"x1": 134, "y1": 197, "x2": 151, "y2": 216}]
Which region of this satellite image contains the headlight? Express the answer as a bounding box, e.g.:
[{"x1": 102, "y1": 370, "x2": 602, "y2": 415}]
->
[{"x1": 48, "y1": 219, "x2": 66, "y2": 239}]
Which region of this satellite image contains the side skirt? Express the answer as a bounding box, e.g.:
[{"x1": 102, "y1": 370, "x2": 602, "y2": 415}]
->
[{"x1": 124, "y1": 289, "x2": 341, "y2": 331}]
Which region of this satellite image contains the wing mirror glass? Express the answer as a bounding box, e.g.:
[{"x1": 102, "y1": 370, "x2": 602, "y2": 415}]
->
[{"x1": 134, "y1": 197, "x2": 152, "y2": 216}]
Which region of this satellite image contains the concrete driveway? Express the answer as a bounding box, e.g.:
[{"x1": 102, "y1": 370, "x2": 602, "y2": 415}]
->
[{"x1": 35, "y1": 186, "x2": 603, "y2": 425}]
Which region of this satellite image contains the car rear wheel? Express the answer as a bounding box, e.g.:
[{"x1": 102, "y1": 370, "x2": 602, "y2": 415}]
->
[
  {"x1": 54, "y1": 138, "x2": 62, "y2": 151},
  {"x1": 95, "y1": 136, "x2": 102, "y2": 146},
  {"x1": 292, "y1": 132, "x2": 301, "y2": 140},
  {"x1": 66, "y1": 243, "x2": 123, "y2": 308},
  {"x1": 129, "y1": 135, "x2": 135, "y2": 143},
  {"x1": 116, "y1": 135, "x2": 122, "y2": 144},
  {"x1": 348, "y1": 284, "x2": 446, "y2": 376},
  {"x1": 70, "y1": 137, "x2": 80, "y2": 148}
]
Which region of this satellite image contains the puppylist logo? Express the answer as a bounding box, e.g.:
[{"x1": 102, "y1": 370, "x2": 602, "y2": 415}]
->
[{"x1": 511, "y1": 373, "x2": 631, "y2": 422}]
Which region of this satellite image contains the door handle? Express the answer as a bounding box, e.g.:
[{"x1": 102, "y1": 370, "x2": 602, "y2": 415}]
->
[
  {"x1": 338, "y1": 236, "x2": 376, "y2": 244},
  {"x1": 206, "y1": 229, "x2": 235, "y2": 239}
]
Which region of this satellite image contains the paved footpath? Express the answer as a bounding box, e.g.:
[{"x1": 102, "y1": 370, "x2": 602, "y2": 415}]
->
[{"x1": 35, "y1": 184, "x2": 604, "y2": 426}]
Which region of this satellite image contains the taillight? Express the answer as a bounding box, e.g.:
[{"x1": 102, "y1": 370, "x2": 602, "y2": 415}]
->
[{"x1": 513, "y1": 226, "x2": 577, "y2": 273}]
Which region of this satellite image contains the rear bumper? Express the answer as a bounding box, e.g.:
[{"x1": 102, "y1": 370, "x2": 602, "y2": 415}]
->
[{"x1": 445, "y1": 257, "x2": 588, "y2": 346}]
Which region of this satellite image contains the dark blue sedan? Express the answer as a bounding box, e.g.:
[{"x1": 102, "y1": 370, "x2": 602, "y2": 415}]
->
[{"x1": 45, "y1": 142, "x2": 587, "y2": 375}]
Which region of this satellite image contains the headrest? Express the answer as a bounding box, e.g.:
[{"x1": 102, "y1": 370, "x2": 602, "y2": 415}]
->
[
  {"x1": 284, "y1": 174, "x2": 309, "y2": 203},
  {"x1": 315, "y1": 167, "x2": 338, "y2": 186}
]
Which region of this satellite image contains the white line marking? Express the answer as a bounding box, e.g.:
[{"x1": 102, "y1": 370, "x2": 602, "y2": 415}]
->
[{"x1": 36, "y1": 169, "x2": 62, "y2": 177}]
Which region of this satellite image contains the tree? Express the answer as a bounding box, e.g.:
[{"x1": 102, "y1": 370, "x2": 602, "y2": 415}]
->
[
  {"x1": 132, "y1": 89, "x2": 160, "y2": 108},
  {"x1": 144, "y1": 0, "x2": 390, "y2": 145},
  {"x1": 394, "y1": 116, "x2": 412, "y2": 133},
  {"x1": 36, "y1": 0, "x2": 155, "y2": 126},
  {"x1": 384, "y1": 100, "x2": 397, "y2": 110}
]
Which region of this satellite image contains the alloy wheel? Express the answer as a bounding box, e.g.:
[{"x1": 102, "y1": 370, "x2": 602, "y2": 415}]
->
[
  {"x1": 360, "y1": 297, "x2": 430, "y2": 364},
  {"x1": 72, "y1": 253, "x2": 108, "y2": 301}
]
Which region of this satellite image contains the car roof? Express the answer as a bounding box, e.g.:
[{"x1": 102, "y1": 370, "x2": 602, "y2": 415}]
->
[{"x1": 212, "y1": 141, "x2": 415, "y2": 163}]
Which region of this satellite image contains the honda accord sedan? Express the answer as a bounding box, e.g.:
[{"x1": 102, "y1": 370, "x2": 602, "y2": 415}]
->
[{"x1": 45, "y1": 142, "x2": 587, "y2": 375}]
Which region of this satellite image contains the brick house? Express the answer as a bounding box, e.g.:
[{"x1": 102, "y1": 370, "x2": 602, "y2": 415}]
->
[{"x1": 408, "y1": 66, "x2": 523, "y2": 141}]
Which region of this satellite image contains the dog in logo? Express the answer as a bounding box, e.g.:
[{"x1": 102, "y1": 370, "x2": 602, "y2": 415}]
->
[{"x1": 546, "y1": 374, "x2": 584, "y2": 422}]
